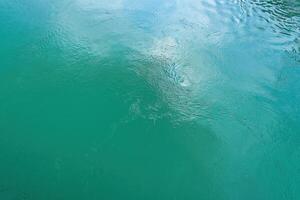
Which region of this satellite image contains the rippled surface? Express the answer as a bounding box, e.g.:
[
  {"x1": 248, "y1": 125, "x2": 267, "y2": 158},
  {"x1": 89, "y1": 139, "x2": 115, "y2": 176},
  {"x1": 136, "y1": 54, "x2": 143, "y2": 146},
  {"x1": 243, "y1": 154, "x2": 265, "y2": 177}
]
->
[{"x1": 0, "y1": 0, "x2": 299, "y2": 199}]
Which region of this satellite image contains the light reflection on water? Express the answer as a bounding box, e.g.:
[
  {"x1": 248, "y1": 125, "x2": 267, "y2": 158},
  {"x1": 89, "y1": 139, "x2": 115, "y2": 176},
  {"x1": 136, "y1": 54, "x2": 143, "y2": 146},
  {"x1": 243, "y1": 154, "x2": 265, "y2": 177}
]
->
[{"x1": 0, "y1": 0, "x2": 299, "y2": 199}]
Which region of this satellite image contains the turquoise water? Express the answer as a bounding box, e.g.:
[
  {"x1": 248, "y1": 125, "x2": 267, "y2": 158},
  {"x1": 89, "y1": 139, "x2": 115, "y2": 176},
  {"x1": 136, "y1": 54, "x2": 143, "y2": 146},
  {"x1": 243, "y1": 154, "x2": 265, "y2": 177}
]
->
[{"x1": 0, "y1": 0, "x2": 299, "y2": 199}]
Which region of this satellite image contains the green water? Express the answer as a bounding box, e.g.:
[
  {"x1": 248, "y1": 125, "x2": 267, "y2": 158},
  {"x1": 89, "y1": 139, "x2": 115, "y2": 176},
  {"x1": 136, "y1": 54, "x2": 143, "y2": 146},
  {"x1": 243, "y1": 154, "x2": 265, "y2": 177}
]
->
[{"x1": 0, "y1": 0, "x2": 299, "y2": 199}]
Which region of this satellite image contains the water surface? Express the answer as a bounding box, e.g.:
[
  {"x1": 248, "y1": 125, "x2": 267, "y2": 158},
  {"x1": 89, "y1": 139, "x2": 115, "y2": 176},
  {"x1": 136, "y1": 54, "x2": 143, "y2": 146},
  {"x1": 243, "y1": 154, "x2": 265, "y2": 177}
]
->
[{"x1": 0, "y1": 0, "x2": 299, "y2": 199}]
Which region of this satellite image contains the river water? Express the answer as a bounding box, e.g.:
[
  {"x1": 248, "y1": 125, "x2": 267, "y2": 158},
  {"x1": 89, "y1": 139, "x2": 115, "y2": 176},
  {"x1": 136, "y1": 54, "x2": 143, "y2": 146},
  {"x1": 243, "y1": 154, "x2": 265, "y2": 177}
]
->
[{"x1": 0, "y1": 0, "x2": 299, "y2": 199}]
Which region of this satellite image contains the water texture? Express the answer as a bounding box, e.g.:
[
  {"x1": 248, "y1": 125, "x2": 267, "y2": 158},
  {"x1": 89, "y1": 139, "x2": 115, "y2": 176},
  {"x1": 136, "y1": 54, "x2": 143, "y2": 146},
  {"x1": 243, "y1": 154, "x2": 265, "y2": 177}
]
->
[{"x1": 0, "y1": 0, "x2": 299, "y2": 199}]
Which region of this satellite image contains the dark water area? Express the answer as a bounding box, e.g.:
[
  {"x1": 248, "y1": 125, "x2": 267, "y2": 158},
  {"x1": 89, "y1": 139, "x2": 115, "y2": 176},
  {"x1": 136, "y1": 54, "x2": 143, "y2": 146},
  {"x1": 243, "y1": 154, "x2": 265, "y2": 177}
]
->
[{"x1": 0, "y1": 0, "x2": 299, "y2": 199}]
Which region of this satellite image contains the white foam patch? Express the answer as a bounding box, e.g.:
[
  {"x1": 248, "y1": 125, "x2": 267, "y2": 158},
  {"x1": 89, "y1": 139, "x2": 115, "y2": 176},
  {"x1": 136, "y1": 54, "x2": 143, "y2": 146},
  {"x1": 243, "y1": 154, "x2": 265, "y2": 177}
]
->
[{"x1": 149, "y1": 37, "x2": 178, "y2": 61}]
